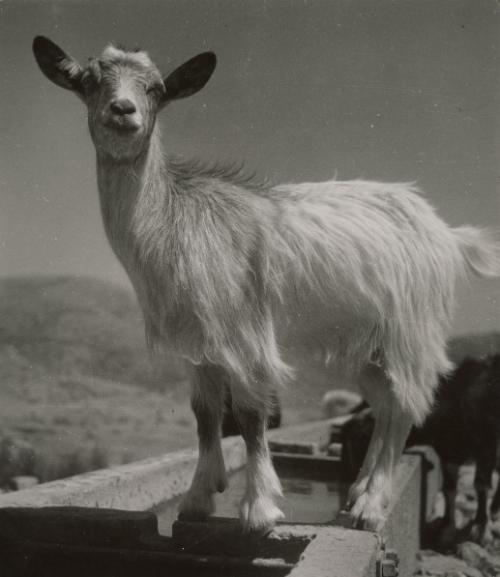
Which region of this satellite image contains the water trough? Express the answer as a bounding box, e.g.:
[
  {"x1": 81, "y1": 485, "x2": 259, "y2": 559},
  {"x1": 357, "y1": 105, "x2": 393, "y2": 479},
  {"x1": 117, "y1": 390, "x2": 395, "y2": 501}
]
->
[{"x1": 0, "y1": 418, "x2": 441, "y2": 577}]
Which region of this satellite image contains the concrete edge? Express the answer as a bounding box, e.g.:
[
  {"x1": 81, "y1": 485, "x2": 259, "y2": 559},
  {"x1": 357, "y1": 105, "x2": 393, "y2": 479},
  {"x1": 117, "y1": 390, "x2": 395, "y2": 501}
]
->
[
  {"x1": 384, "y1": 454, "x2": 421, "y2": 520},
  {"x1": 380, "y1": 453, "x2": 422, "y2": 577},
  {"x1": 0, "y1": 420, "x2": 338, "y2": 510},
  {"x1": 267, "y1": 417, "x2": 345, "y2": 445},
  {"x1": 288, "y1": 526, "x2": 379, "y2": 577},
  {"x1": 0, "y1": 419, "x2": 427, "y2": 577},
  {"x1": 0, "y1": 436, "x2": 247, "y2": 510},
  {"x1": 334, "y1": 453, "x2": 422, "y2": 576}
]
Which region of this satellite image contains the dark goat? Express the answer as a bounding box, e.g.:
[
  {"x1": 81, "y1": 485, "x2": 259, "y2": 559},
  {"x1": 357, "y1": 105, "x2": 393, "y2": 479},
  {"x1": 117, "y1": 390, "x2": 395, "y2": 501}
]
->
[{"x1": 341, "y1": 354, "x2": 500, "y2": 545}]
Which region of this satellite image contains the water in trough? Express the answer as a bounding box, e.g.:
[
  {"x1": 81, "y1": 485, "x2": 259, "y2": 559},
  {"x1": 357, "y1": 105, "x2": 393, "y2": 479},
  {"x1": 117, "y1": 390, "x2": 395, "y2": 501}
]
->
[{"x1": 154, "y1": 468, "x2": 348, "y2": 536}]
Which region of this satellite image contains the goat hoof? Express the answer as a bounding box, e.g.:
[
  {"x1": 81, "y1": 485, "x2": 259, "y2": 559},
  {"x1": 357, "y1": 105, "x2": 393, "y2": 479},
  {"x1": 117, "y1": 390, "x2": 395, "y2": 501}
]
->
[
  {"x1": 178, "y1": 491, "x2": 215, "y2": 521},
  {"x1": 347, "y1": 478, "x2": 369, "y2": 505},
  {"x1": 239, "y1": 495, "x2": 284, "y2": 534},
  {"x1": 349, "y1": 492, "x2": 386, "y2": 532}
]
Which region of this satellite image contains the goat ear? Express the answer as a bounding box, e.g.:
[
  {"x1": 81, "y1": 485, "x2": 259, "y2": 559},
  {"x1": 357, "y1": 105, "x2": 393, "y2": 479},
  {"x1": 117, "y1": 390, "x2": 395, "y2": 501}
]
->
[
  {"x1": 33, "y1": 36, "x2": 84, "y2": 93},
  {"x1": 162, "y1": 52, "x2": 216, "y2": 102}
]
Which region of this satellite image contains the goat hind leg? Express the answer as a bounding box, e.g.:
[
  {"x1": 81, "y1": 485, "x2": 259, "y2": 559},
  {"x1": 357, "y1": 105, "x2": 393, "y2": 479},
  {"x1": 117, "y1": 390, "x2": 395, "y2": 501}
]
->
[
  {"x1": 349, "y1": 394, "x2": 412, "y2": 531},
  {"x1": 178, "y1": 365, "x2": 227, "y2": 521},
  {"x1": 347, "y1": 406, "x2": 387, "y2": 506},
  {"x1": 347, "y1": 364, "x2": 391, "y2": 505}
]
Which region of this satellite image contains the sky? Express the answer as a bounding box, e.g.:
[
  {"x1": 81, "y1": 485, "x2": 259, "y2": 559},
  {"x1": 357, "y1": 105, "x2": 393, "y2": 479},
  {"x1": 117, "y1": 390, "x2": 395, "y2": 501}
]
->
[{"x1": 0, "y1": 0, "x2": 499, "y2": 335}]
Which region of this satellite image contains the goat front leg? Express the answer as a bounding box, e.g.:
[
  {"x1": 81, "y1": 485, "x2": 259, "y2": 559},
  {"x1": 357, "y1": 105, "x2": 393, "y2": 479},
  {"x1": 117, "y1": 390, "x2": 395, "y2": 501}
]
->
[
  {"x1": 178, "y1": 364, "x2": 228, "y2": 521},
  {"x1": 232, "y1": 388, "x2": 284, "y2": 533},
  {"x1": 349, "y1": 394, "x2": 412, "y2": 531}
]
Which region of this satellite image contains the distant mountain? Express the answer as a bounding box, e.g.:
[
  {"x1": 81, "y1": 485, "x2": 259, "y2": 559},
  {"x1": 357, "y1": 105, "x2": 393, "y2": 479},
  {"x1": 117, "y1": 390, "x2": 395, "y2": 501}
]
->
[{"x1": 0, "y1": 276, "x2": 186, "y2": 391}]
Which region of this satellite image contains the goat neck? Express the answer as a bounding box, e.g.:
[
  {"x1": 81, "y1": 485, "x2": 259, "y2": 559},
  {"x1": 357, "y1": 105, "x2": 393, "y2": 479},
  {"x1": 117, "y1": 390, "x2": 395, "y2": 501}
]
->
[{"x1": 95, "y1": 125, "x2": 170, "y2": 259}]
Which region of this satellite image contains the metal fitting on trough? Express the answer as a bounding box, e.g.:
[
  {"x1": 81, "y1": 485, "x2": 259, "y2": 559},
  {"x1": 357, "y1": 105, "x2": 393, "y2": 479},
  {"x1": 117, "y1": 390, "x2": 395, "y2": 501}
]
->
[
  {"x1": 377, "y1": 547, "x2": 400, "y2": 577},
  {"x1": 376, "y1": 539, "x2": 399, "y2": 577},
  {"x1": 380, "y1": 559, "x2": 398, "y2": 577},
  {"x1": 385, "y1": 549, "x2": 399, "y2": 565}
]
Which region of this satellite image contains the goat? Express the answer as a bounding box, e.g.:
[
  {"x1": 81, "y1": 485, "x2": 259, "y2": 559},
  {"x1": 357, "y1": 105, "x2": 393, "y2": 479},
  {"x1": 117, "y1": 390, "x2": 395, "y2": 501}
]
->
[
  {"x1": 341, "y1": 354, "x2": 500, "y2": 545},
  {"x1": 32, "y1": 36, "x2": 500, "y2": 532}
]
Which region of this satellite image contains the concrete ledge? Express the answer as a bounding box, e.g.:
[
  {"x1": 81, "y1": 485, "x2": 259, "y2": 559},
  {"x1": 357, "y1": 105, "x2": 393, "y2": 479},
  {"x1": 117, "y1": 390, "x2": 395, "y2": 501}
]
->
[
  {"x1": 0, "y1": 420, "x2": 337, "y2": 510},
  {"x1": 0, "y1": 436, "x2": 246, "y2": 510},
  {"x1": 289, "y1": 527, "x2": 379, "y2": 577},
  {"x1": 405, "y1": 445, "x2": 442, "y2": 523},
  {"x1": 2, "y1": 507, "x2": 378, "y2": 577},
  {"x1": 381, "y1": 454, "x2": 421, "y2": 577},
  {"x1": 172, "y1": 517, "x2": 313, "y2": 561},
  {"x1": 172, "y1": 518, "x2": 380, "y2": 577},
  {"x1": 268, "y1": 417, "x2": 347, "y2": 454},
  {"x1": 0, "y1": 419, "x2": 431, "y2": 577},
  {"x1": 335, "y1": 453, "x2": 422, "y2": 576}
]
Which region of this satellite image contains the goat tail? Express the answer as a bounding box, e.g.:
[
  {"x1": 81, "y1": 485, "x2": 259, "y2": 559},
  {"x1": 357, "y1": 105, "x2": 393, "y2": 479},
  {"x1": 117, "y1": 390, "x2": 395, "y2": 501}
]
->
[{"x1": 454, "y1": 226, "x2": 500, "y2": 278}]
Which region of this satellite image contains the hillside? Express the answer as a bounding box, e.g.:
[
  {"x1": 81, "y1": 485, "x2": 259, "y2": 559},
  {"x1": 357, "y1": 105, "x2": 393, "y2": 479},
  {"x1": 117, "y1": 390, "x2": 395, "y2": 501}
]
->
[
  {"x1": 0, "y1": 276, "x2": 195, "y2": 479},
  {"x1": 0, "y1": 275, "x2": 185, "y2": 390}
]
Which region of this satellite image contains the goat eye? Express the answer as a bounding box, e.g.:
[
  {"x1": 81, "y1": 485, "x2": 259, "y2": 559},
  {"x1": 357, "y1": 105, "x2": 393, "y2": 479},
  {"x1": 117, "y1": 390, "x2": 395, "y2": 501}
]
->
[
  {"x1": 146, "y1": 84, "x2": 164, "y2": 97},
  {"x1": 82, "y1": 74, "x2": 99, "y2": 92}
]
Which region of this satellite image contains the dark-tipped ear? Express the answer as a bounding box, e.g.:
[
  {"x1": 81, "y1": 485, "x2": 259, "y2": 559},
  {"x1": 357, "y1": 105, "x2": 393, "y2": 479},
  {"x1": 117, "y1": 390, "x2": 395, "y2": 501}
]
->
[
  {"x1": 162, "y1": 52, "x2": 216, "y2": 102},
  {"x1": 33, "y1": 36, "x2": 84, "y2": 93}
]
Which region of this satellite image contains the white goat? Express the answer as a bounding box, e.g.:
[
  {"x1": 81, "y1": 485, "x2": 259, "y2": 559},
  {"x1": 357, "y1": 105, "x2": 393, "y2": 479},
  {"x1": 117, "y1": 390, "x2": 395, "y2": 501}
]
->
[{"x1": 33, "y1": 36, "x2": 500, "y2": 532}]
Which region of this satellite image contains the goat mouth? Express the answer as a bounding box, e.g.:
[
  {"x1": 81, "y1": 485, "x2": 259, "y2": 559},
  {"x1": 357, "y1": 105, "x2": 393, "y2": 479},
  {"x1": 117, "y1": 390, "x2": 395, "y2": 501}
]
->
[{"x1": 103, "y1": 117, "x2": 141, "y2": 133}]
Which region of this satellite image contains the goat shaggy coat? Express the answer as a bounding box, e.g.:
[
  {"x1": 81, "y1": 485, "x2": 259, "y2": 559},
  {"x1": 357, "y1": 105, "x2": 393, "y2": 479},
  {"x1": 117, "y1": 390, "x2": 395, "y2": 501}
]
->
[
  {"x1": 102, "y1": 163, "x2": 496, "y2": 425},
  {"x1": 32, "y1": 36, "x2": 500, "y2": 531},
  {"x1": 102, "y1": 152, "x2": 496, "y2": 421}
]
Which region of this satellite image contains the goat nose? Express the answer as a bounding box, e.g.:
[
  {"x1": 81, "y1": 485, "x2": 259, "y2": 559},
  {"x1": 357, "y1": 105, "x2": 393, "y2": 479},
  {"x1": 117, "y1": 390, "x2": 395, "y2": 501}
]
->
[{"x1": 110, "y1": 99, "x2": 136, "y2": 116}]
